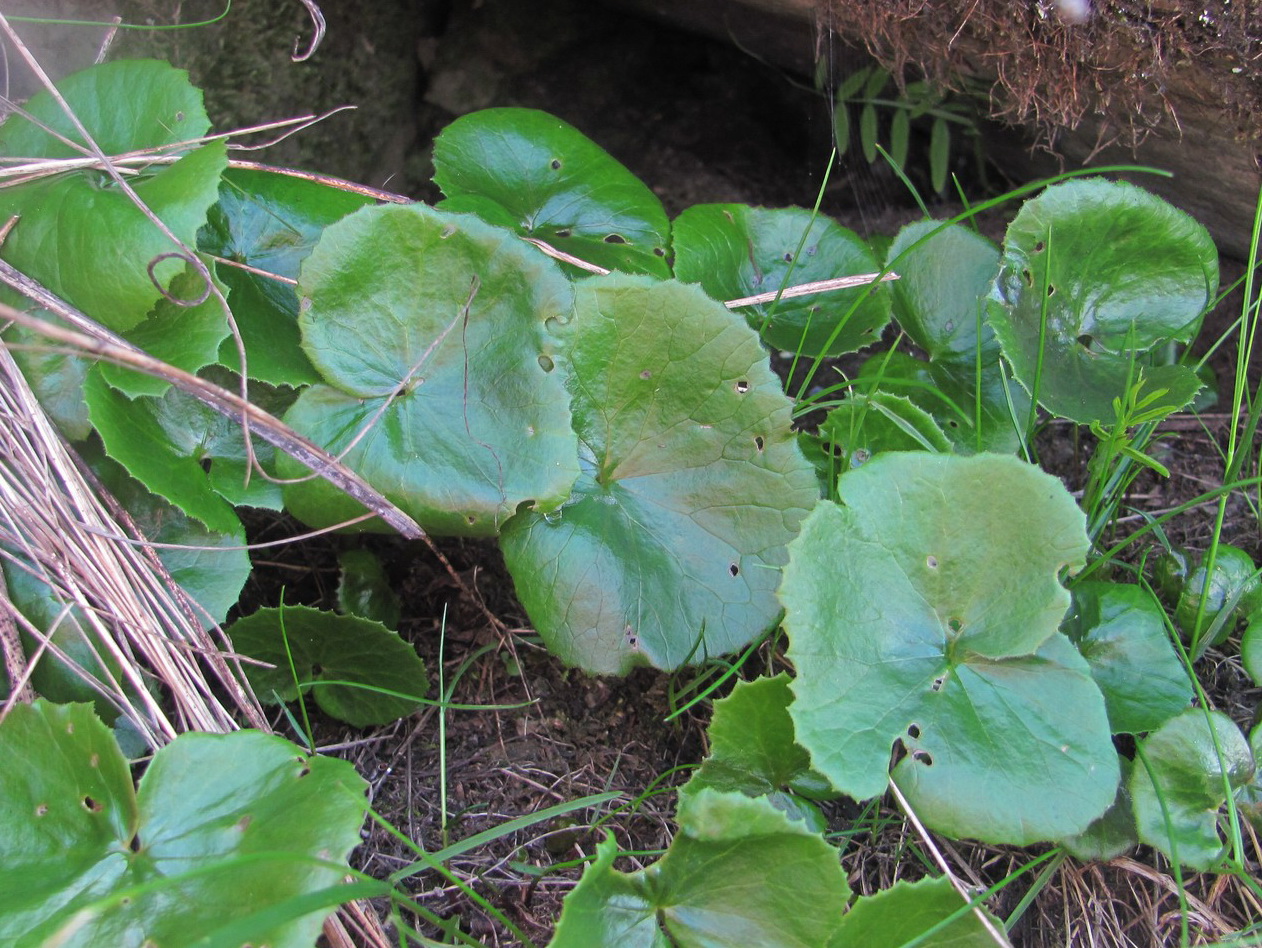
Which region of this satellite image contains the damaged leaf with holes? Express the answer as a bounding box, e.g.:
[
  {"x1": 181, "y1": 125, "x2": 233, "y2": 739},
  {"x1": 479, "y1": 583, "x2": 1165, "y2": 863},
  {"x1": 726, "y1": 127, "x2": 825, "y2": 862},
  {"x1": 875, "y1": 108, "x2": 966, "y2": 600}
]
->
[
  {"x1": 0, "y1": 700, "x2": 374, "y2": 947},
  {"x1": 782, "y1": 452, "x2": 1118, "y2": 844},
  {"x1": 501, "y1": 275, "x2": 818, "y2": 674},
  {"x1": 988, "y1": 178, "x2": 1216, "y2": 425},
  {"x1": 433, "y1": 107, "x2": 671, "y2": 277},
  {"x1": 672, "y1": 204, "x2": 890, "y2": 356},
  {"x1": 278, "y1": 203, "x2": 580, "y2": 536}
]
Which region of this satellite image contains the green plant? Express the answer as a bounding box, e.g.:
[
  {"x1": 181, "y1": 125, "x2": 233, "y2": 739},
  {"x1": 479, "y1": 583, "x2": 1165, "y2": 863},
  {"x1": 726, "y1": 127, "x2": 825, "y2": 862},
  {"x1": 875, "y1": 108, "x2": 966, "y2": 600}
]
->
[{"x1": 4, "y1": 51, "x2": 1262, "y2": 945}]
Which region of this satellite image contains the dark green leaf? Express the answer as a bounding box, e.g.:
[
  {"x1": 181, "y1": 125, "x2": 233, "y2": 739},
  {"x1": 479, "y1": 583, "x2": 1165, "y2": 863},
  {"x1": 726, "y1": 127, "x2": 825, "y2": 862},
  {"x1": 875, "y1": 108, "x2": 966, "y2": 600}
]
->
[
  {"x1": 672, "y1": 204, "x2": 890, "y2": 357},
  {"x1": 198, "y1": 168, "x2": 376, "y2": 386},
  {"x1": 433, "y1": 108, "x2": 670, "y2": 276},
  {"x1": 860, "y1": 103, "x2": 879, "y2": 164},
  {"x1": 1061, "y1": 581, "x2": 1191, "y2": 734},
  {"x1": 888, "y1": 108, "x2": 910, "y2": 171},
  {"x1": 337, "y1": 549, "x2": 402, "y2": 630},
  {"x1": 929, "y1": 117, "x2": 950, "y2": 194},
  {"x1": 228, "y1": 605, "x2": 427, "y2": 727},
  {"x1": 1061, "y1": 756, "x2": 1137, "y2": 862},
  {"x1": 819, "y1": 391, "x2": 952, "y2": 474},
  {"x1": 501, "y1": 276, "x2": 818, "y2": 674}
]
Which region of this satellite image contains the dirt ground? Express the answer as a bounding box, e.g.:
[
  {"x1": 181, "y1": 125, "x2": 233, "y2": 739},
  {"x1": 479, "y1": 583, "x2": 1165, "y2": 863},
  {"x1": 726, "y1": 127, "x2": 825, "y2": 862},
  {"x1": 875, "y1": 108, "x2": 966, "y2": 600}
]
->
[{"x1": 56, "y1": 0, "x2": 1262, "y2": 942}]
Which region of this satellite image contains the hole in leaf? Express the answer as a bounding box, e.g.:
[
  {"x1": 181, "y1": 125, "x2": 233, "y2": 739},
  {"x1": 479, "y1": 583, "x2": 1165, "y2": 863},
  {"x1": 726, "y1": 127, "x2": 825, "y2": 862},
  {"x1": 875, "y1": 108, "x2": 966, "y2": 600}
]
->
[
  {"x1": 550, "y1": 159, "x2": 562, "y2": 170},
  {"x1": 1021, "y1": 268, "x2": 1033, "y2": 287},
  {"x1": 907, "y1": 723, "x2": 921, "y2": 739},
  {"x1": 175, "y1": 110, "x2": 185, "y2": 122},
  {"x1": 297, "y1": 766, "x2": 311, "y2": 778},
  {"x1": 930, "y1": 676, "x2": 945, "y2": 692},
  {"x1": 440, "y1": 224, "x2": 457, "y2": 239},
  {"x1": 311, "y1": 663, "x2": 324, "y2": 676},
  {"x1": 911, "y1": 750, "x2": 934, "y2": 766},
  {"x1": 1046, "y1": 284, "x2": 1056, "y2": 297},
  {"x1": 735, "y1": 380, "x2": 750, "y2": 393},
  {"x1": 604, "y1": 234, "x2": 627, "y2": 244},
  {"x1": 1077, "y1": 333, "x2": 1093, "y2": 350},
  {"x1": 754, "y1": 436, "x2": 765, "y2": 451},
  {"x1": 538, "y1": 354, "x2": 555, "y2": 373},
  {"x1": 640, "y1": 370, "x2": 652, "y2": 380},
  {"x1": 852, "y1": 448, "x2": 871, "y2": 466},
  {"x1": 624, "y1": 625, "x2": 639, "y2": 649},
  {"x1": 466, "y1": 515, "x2": 477, "y2": 525},
  {"x1": 926, "y1": 555, "x2": 939, "y2": 569},
  {"x1": 943, "y1": 320, "x2": 955, "y2": 334},
  {"x1": 89, "y1": 753, "x2": 99, "y2": 768},
  {"x1": 947, "y1": 419, "x2": 959, "y2": 428},
  {"x1": 653, "y1": 247, "x2": 666, "y2": 256},
  {"x1": 34, "y1": 803, "x2": 48, "y2": 817},
  {"x1": 82, "y1": 796, "x2": 102, "y2": 812},
  {"x1": 1033, "y1": 240, "x2": 1045, "y2": 253},
  {"x1": 890, "y1": 738, "x2": 907, "y2": 767},
  {"x1": 783, "y1": 252, "x2": 793, "y2": 262},
  {"x1": 199, "y1": 457, "x2": 213, "y2": 473},
  {"x1": 729, "y1": 563, "x2": 740, "y2": 577},
  {"x1": 947, "y1": 617, "x2": 962, "y2": 633},
  {"x1": 235, "y1": 815, "x2": 253, "y2": 831},
  {"x1": 554, "y1": 228, "x2": 572, "y2": 238}
]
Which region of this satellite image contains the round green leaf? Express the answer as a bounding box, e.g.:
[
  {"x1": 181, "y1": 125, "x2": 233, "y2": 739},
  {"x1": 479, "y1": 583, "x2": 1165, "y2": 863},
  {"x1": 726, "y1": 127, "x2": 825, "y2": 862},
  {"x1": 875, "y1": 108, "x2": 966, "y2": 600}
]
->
[
  {"x1": 198, "y1": 168, "x2": 376, "y2": 386},
  {"x1": 988, "y1": 179, "x2": 1217, "y2": 424},
  {"x1": 783, "y1": 452, "x2": 1117, "y2": 843},
  {"x1": 830, "y1": 876, "x2": 1000, "y2": 947},
  {"x1": 229, "y1": 605, "x2": 427, "y2": 727},
  {"x1": 551, "y1": 790, "x2": 850, "y2": 948},
  {"x1": 1242, "y1": 616, "x2": 1262, "y2": 687},
  {"x1": 1130, "y1": 709, "x2": 1255, "y2": 870},
  {"x1": 279, "y1": 204, "x2": 579, "y2": 537},
  {"x1": 1175, "y1": 544, "x2": 1262, "y2": 650},
  {"x1": 884, "y1": 220, "x2": 999, "y2": 360},
  {"x1": 433, "y1": 108, "x2": 670, "y2": 276},
  {"x1": 672, "y1": 204, "x2": 890, "y2": 356},
  {"x1": 0, "y1": 702, "x2": 370, "y2": 948},
  {"x1": 1061, "y1": 581, "x2": 1191, "y2": 734},
  {"x1": 680, "y1": 674, "x2": 833, "y2": 828},
  {"x1": 501, "y1": 276, "x2": 818, "y2": 674}
]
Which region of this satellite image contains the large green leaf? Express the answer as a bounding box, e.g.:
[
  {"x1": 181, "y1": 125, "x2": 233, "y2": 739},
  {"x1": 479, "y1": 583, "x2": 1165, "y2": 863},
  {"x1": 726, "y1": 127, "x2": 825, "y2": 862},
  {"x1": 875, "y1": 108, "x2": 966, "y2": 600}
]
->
[
  {"x1": 672, "y1": 204, "x2": 890, "y2": 356},
  {"x1": 829, "y1": 876, "x2": 1000, "y2": 947},
  {"x1": 0, "y1": 701, "x2": 372, "y2": 947},
  {"x1": 679, "y1": 674, "x2": 834, "y2": 828},
  {"x1": 433, "y1": 108, "x2": 670, "y2": 277},
  {"x1": 1061, "y1": 581, "x2": 1191, "y2": 735},
  {"x1": 988, "y1": 179, "x2": 1216, "y2": 424},
  {"x1": 550, "y1": 789, "x2": 850, "y2": 947},
  {"x1": 1061, "y1": 756, "x2": 1138, "y2": 862},
  {"x1": 1130, "y1": 709, "x2": 1254, "y2": 870},
  {"x1": 884, "y1": 220, "x2": 999, "y2": 360},
  {"x1": 278, "y1": 204, "x2": 579, "y2": 536},
  {"x1": 0, "y1": 60, "x2": 225, "y2": 331},
  {"x1": 782, "y1": 452, "x2": 1118, "y2": 843},
  {"x1": 501, "y1": 276, "x2": 818, "y2": 674},
  {"x1": 228, "y1": 605, "x2": 427, "y2": 727},
  {"x1": 198, "y1": 169, "x2": 376, "y2": 386}
]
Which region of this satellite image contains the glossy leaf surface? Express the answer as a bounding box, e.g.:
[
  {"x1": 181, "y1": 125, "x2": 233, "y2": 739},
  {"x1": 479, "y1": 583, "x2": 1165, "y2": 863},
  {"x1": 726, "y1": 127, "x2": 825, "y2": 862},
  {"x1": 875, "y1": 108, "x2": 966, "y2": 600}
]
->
[
  {"x1": 1061, "y1": 581, "x2": 1190, "y2": 734},
  {"x1": 989, "y1": 179, "x2": 1215, "y2": 424},
  {"x1": 433, "y1": 108, "x2": 670, "y2": 276},
  {"x1": 672, "y1": 204, "x2": 890, "y2": 356},
  {"x1": 830, "y1": 876, "x2": 999, "y2": 947}
]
